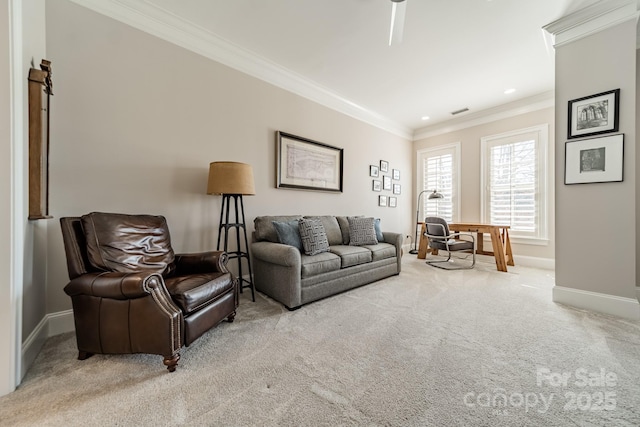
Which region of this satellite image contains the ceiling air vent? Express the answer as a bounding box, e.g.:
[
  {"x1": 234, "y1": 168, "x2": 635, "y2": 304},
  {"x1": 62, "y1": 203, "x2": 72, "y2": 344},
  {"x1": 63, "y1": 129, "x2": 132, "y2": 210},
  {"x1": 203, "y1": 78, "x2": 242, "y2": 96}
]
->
[{"x1": 451, "y1": 107, "x2": 469, "y2": 115}]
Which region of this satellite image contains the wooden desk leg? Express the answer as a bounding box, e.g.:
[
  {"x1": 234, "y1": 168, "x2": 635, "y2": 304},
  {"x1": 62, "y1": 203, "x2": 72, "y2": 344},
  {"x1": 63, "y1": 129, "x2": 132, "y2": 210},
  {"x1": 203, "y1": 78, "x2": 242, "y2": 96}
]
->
[
  {"x1": 490, "y1": 228, "x2": 507, "y2": 272},
  {"x1": 504, "y1": 228, "x2": 514, "y2": 266},
  {"x1": 417, "y1": 224, "x2": 428, "y2": 259},
  {"x1": 477, "y1": 232, "x2": 484, "y2": 253}
]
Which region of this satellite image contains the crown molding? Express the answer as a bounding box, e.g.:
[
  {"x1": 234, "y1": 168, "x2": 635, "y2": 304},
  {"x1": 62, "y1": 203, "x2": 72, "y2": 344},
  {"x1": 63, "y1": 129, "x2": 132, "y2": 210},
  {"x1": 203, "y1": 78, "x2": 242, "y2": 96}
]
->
[
  {"x1": 543, "y1": 0, "x2": 639, "y2": 47},
  {"x1": 68, "y1": 0, "x2": 413, "y2": 139},
  {"x1": 413, "y1": 91, "x2": 555, "y2": 141}
]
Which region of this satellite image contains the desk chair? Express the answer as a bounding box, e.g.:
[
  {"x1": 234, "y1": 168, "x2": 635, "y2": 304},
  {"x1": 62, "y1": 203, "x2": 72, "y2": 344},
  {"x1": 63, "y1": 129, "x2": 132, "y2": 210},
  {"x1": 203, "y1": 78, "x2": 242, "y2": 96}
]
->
[{"x1": 424, "y1": 216, "x2": 475, "y2": 270}]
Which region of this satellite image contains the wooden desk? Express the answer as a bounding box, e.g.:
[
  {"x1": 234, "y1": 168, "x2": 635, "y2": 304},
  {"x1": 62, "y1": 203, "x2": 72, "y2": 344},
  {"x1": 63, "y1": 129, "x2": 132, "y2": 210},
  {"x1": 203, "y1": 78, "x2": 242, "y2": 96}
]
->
[{"x1": 417, "y1": 222, "x2": 514, "y2": 272}]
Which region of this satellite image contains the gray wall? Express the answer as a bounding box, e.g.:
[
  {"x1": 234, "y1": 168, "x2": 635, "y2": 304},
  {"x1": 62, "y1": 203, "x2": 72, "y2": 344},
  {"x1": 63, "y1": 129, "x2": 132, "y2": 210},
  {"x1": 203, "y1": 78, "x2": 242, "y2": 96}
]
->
[
  {"x1": 44, "y1": 0, "x2": 413, "y2": 313},
  {"x1": 555, "y1": 20, "x2": 636, "y2": 299}
]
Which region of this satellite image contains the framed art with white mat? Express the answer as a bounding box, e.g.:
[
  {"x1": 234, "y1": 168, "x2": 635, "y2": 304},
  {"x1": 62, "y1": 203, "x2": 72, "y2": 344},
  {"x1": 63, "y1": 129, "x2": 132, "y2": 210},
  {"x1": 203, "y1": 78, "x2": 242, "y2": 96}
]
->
[{"x1": 565, "y1": 134, "x2": 623, "y2": 185}]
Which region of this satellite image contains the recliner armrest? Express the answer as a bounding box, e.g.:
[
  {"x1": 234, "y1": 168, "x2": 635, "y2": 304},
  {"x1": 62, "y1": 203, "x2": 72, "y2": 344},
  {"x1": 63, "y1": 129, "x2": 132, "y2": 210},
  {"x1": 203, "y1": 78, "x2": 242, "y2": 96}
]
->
[
  {"x1": 64, "y1": 272, "x2": 165, "y2": 299},
  {"x1": 174, "y1": 251, "x2": 228, "y2": 275}
]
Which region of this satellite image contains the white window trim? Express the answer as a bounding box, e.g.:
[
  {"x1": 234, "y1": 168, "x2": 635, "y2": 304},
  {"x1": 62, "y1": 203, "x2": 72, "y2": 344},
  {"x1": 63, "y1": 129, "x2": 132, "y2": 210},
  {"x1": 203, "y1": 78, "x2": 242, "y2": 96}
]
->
[
  {"x1": 416, "y1": 142, "x2": 461, "y2": 222},
  {"x1": 480, "y1": 124, "x2": 549, "y2": 245}
]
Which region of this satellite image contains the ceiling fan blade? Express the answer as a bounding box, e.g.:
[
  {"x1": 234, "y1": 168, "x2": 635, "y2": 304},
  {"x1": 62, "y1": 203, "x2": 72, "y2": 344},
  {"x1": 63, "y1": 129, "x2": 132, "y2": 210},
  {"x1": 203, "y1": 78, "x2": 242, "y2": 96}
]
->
[{"x1": 389, "y1": 0, "x2": 407, "y2": 46}]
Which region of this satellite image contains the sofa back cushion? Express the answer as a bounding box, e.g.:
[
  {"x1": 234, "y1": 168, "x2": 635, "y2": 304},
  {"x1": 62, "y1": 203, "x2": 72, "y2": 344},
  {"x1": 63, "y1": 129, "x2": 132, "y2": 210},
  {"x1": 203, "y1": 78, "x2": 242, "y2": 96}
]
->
[
  {"x1": 336, "y1": 216, "x2": 353, "y2": 245},
  {"x1": 81, "y1": 212, "x2": 176, "y2": 276},
  {"x1": 254, "y1": 215, "x2": 303, "y2": 242},
  {"x1": 304, "y1": 216, "x2": 342, "y2": 246}
]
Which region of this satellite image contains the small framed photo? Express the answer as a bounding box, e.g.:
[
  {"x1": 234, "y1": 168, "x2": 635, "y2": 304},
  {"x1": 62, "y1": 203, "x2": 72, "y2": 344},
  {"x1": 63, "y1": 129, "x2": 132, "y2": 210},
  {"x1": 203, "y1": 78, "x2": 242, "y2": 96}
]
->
[
  {"x1": 378, "y1": 195, "x2": 387, "y2": 207},
  {"x1": 372, "y1": 180, "x2": 381, "y2": 192},
  {"x1": 393, "y1": 184, "x2": 401, "y2": 195},
  {"x1": 369, "y1": 165, "x2": 379, "y2": 177},
  {"x1": 382, "y1": 175, "x2": 392, "y2": 191},
  {"x1": 392, "y1": 169, "x2": 400, "y2": 180},
  {"x1": 380, "y1": 160, "x2": 389, "y2": 173},
  {"x1": 389, "y1": 197, "x2": 397, "y2": 208},
  {"x1": 568, "y1": 89, "x2": 619, "y2": 139},
  {"x1": 565, "y1": 134, "x2": 623, "y2": 184}
]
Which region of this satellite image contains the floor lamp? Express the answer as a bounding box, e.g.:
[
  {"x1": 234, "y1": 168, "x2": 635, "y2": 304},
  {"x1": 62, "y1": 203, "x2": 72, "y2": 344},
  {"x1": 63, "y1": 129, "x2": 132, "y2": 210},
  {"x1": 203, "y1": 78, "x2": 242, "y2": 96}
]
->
[
  {"x1": 409, "y1": 189, "x2": 443, "y2": 255},
  {"x1": 207, "y1": 161, "x2": 256, "y2": 301}
]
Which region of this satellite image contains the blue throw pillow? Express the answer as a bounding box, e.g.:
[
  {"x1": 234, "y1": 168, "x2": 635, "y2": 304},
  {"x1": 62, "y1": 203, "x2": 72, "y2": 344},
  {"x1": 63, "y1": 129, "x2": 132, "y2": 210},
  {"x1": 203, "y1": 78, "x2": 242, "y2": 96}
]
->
[
  {"x1": 272, "y1": 220, "x2": 303, "y2": 251},
  {"x1": 374, "y1": 218, "x2": 384, "y2": 242}
]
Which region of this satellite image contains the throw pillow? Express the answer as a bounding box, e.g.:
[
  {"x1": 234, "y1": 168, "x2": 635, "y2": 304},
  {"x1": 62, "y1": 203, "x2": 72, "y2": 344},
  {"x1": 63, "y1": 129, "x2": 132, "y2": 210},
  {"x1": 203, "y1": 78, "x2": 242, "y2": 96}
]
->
[
  {"x1": 298, "y1": 218, "x2": 330, "y2": 256},
  {"x1": 374, "y1": 218, "x2": 384, "y2": 242},
  {"x1": 272, "y1": 220, "x2": 303, "y2": 251},
  {"x1": 348, "y1": 217, "x2": 378, "y2": 246}
]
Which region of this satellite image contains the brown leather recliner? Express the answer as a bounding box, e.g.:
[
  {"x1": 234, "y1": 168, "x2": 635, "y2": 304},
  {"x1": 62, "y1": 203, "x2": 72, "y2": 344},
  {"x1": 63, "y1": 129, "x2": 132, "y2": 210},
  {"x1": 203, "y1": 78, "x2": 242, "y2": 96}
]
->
[{"x1": 60, "y1": 212, "x2": 238, "y2": 371}]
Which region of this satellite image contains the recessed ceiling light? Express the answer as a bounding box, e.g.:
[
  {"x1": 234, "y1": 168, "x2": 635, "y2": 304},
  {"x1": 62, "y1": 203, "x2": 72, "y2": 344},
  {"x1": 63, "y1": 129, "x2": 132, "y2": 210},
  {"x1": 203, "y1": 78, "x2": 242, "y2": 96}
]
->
[
  {"x1": 504, "y1": 88, "x2": 516, "y2": 94},
  {"x1": 421, "y1": 116, "x2": 430, "y2": 121}
]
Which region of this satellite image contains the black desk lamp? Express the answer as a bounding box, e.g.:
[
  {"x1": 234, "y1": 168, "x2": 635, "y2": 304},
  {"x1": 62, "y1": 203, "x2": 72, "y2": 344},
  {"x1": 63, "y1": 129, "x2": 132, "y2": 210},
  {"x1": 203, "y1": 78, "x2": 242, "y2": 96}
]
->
[{"x1": 409, "y1": 189, "x2": 443, "y2": 255}]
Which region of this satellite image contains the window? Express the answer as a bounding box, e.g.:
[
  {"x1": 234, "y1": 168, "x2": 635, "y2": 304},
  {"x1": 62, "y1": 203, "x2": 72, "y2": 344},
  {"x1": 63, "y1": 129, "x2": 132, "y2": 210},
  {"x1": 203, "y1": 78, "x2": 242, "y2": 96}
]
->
[
  {"x1": 417, "y1": 143, "x2": 460, "y2": 223},
  {"x1": 481, "y1": 124, "x2": 548, "y2": 243}
]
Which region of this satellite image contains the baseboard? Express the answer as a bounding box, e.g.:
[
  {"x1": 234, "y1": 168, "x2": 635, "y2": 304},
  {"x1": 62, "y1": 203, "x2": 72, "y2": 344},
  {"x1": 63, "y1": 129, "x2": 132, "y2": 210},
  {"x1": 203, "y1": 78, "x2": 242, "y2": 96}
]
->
[
  {"x1": 514, "y1": 255, "x2": 555, "y2": 270},
  {"x1": 21, "y1": 316, "x2": 48, "y2": 379},
  {"x1": 48, "y1": 309, "x2": 75, "y2": 336},
  {"x1": 553, "y1": 286, "x2": 640, "y2": 320},
  {"x1": 21, "y1": 310, "x2": 75, "y2": 379}
]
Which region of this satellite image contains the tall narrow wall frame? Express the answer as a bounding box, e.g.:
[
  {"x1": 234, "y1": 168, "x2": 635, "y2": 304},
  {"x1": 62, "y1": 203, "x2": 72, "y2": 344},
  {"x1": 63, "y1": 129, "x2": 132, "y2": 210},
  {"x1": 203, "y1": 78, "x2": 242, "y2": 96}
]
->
[{"x1": 28, "y1": 59, "x2": 53, "y2": 220}]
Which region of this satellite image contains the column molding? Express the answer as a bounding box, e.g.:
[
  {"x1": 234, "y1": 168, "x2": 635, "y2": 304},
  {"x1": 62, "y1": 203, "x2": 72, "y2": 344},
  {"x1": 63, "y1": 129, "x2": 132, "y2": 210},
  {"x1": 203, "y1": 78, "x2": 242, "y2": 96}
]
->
[{"x1": 543, "y1": 0, "x2": 639, "y2": 47}]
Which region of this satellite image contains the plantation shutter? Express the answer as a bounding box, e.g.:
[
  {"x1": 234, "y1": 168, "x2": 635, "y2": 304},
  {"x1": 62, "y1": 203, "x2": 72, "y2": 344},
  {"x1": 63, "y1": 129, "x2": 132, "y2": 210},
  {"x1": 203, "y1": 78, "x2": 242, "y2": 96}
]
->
[
  {"x1": 422, "y1": 149, "x2": 455, "y2": 223},
  {"x1": 488, "y1": 139, "x2": 536, "y2": 232}
]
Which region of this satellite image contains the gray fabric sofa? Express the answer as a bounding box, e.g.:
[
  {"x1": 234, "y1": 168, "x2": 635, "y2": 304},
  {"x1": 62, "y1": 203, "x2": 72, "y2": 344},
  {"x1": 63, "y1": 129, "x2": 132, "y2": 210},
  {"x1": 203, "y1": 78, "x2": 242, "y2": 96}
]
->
[{"x1": 251, "y1": 215, "x2": 402, "y2": 309}]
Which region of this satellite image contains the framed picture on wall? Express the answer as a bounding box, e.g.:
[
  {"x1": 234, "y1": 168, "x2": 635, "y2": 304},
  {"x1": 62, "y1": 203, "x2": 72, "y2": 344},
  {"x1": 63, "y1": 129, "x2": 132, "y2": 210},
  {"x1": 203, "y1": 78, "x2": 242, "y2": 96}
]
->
[
  {"x1": 276, "y1": 131, "x2": 343, "y2": 192},
  {"x1": 372, "y1": 180, "x2": 381, "y2": 191},
  {"x1": 568, "y1": 89, "x2": 619, "y2": 139},
  {"x1": 370, "y1": 165, "x2": 379, "y2": 177},
  {"x1": 565, "y1": 133, "x2": 623, "y2": 184},
  {"x1": 379, "y1": 195, "x2": 388, "y2": 207},
  {"x1": 380, "y1": 160, "x2": 389, "y2": 173},
  {"x1": 383, "y1": 175, "x2": 392, "y2": 191},
  {"x1": 393, "y1": 184, "x2": 401, "y2": 195},
  {"x1": 392, "y1": 169, "x2": 400, "y2": 180},
  {"x1": 389, "y1": 197, "x2": 397, "y2": 208}
]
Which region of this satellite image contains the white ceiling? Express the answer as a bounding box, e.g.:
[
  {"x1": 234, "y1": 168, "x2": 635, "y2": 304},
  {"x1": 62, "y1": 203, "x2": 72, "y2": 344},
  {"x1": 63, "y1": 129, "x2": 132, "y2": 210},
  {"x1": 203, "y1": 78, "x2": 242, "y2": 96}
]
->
[{"x1": 109, "y1": 0, "x2": 601, "y2": 136}]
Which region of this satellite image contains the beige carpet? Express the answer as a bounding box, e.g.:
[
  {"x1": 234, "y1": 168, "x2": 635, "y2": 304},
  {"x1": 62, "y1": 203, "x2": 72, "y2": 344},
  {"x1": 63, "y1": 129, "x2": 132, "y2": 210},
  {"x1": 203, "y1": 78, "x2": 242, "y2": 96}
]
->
[{"x1": 1, "y1": 255, "x2": 639, "y2": 426}]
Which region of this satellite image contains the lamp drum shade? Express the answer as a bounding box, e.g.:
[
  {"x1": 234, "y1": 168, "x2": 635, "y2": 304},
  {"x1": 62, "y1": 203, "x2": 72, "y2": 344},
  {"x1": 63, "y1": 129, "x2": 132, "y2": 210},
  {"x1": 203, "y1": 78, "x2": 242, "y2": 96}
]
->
[{"x1": 207, "y1": 162, "x2": 255, "y2": 195}]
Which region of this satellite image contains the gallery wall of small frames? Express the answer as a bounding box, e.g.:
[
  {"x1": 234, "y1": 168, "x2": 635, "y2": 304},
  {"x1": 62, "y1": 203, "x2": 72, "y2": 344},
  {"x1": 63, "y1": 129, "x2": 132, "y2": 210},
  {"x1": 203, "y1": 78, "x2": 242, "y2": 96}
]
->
[{"x1": 369, "y1": 160, "x2": 401, "y2": 208}]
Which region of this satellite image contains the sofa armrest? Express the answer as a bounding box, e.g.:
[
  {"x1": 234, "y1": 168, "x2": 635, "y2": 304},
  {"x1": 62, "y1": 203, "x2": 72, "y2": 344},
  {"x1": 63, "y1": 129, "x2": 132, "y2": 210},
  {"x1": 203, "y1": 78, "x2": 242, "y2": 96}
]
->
[
  {"x1": 64, "y1": 272, "x2": 166, "y2": 300},
  {"x1": 382, "y1": 231, "x2": 403, "y2": 273},
  {"x1": 251, "y1": 241, "x2": 301, "y2": 267},
  {"x1": 174, "y1": 251, "x2": 228, "y2": 275},
  {"x1": 251, "y1": 241, "x2": 302, "y2": 309}
]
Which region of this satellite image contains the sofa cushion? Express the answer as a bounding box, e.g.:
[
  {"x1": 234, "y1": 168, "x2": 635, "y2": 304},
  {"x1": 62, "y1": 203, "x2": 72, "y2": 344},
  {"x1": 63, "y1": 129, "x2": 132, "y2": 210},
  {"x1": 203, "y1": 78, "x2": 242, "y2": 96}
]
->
[
  {"x1": 363, "y1": 243, "x2": 397, "y2": 262},
  {"x1": 164, "y1": 272, "x2": 234, "y2": 314},
  {"x1": 81, "y1": 212, "x2": 176, "y2": 276},
  {"x1": 254, "y1": 215, "x2": 303, "y2": 243},
  {"x1": 299, "y1": 218, "x2": 331, "y2": 256},
  {"x1": 329, "y1": 245, "x2": 373, "y2": 268},
  {"x1": 272, "y1": 220, "x2": 303, "y2": 251},
  {"x1": 304, "y1": 216, "x2": 342, "y2": 246},
  {"x1": 301, "y1": 252, "x2": 341, "y2": 278},
  {"x1": 348, "y1": 217, "x2": 378, "y2": 246}
]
